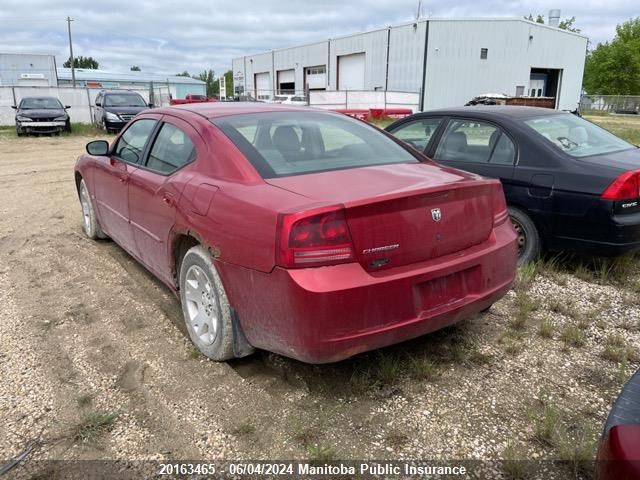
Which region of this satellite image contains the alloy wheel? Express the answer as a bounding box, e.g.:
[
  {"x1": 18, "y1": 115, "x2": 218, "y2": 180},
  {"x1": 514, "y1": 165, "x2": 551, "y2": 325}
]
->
[{"x1": 184, "y1": 265, "x2": 219, "y2": 346}]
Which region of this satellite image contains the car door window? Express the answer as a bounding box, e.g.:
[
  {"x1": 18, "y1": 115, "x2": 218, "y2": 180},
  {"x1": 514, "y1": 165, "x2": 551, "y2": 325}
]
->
[
  {"x1": 389, "y1": 118, "x2": 442, "y2": 151},
  {"x1": 114, "y1": 119, "x2": 156, "y2": 164},
  {"x1": 434, "y1": 119, "x2": 500, "y2": 163},
  {"x1": 146, "y1": 122, "x2": 196, "y2": 174}
]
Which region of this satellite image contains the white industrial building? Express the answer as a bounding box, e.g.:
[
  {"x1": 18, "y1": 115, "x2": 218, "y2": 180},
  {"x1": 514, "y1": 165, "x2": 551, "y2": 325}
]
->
[{"x1": 232, "y1": 17, "x2": 588, "y2": 111}]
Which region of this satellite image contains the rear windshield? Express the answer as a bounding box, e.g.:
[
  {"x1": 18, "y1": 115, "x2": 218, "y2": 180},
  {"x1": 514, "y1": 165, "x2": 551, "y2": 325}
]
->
[
  {"x1": 19, "y1": 97, "x2": 63, "y2": 109},
  {"x1": 105, "y1": 94, "x2": 147, "y2": 107},
  {"x1": 524, "y1": 114, "x2": 634, "y2": 158},
  {"x1": 213, "y1": 111, "x2": 417, "y2": 178}
]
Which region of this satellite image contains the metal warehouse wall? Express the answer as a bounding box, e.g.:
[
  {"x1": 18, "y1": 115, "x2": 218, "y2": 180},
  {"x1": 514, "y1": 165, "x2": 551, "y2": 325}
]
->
[
  {"x1": 329, "y1": 28, "x2": 389, "y2": 90},
  {"x1": 274, "y1": 41, "x2": 328, "y2": 91},
  {"x1": 423, "y1": 19, "x2": 588, "y2": 111},
  {"x1": 0, "y1": 53, "x2": 58, "y2": 86},
  {"x1": 387, "y1": 22, "x2": 427, "y2": 92}
]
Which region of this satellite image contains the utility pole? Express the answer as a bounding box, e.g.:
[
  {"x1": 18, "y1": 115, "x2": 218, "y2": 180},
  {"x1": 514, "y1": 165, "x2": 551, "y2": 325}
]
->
[{"x1": 67, "y1": 16, "x2": 76, "y2": 88}]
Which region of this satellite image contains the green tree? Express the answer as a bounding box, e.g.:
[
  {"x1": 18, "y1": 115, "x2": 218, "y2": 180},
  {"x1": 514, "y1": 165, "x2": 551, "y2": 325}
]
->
[
  {"x1": 583, "y1": 17, "x2": 640, "y2": 95},
  {"x1": 524, "y1": 13, "x2": 581, "y2": 33},
  {"x1": 63, "y1": 56, "x2": 99, "y2": 69},
  {"x1": 175, "y1": 71, "x2": 191, "y2": 77},
  {"x1": 130, "y1": 65, "x2": 141, "y2": 71},
  {"x1": 197, "y1": 69, "x2": 216, "y2": 98}
]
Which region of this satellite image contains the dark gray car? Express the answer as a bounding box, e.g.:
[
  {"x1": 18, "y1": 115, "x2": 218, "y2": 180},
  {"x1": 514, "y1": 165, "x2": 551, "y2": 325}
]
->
[
  {"x1": 13, "y1": 97, "x2": 70, "y2": 136},
  {"x1": 93, "y1": 90, "x2": 151, "y2": 133}
]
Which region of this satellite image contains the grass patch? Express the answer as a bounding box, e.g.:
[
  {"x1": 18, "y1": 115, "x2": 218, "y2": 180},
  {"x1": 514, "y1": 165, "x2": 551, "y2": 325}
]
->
[
  {"x1": 538, "y1": 318, "x2": 554, "y2": 338},
  {"x1": 502, "y1": 440, "x2": 529, "y2": 480},
  {"x1": 306, "y1": 444, "x2": 337, "y2": 463},
  {"x1": 602, "y1": 334, "x2": 638, "y2": 363},
  {"x1": 232, "y1": 420, "x2": 256, "y2": 436},
  {"x1": 77, "y1": 394, "x2": 93, "y2": 408},
  {"x1": 514, "y1": 262, "x2": 539, "y2": 290},
  {"x1": 555, "y1": 423, "x2": 597, "y2": 478},
  {"x1": 189, "y1": 346, "x2": 201, "y2": 359},
  {"x1": 409, "y1": 356, "x2": 441, "y2": 381},
  {"x1": 385, "y1": 429, "x2": 409, "y2": 449},
  {"x1": 69, "y1": 411, "x2": 118, "y2": 444},
  {"x1": 511, "y1": 290, "x2": 537, "y2": 330},
  {"x1": 532, "y1": 403, "x2": 560, "y2": 446},
  {"x1": 560, "y1": 324, "x2": 586, "y2": 348},
  {"x1": 64, "y1": 122, "x2": 111, "y2": 137}
]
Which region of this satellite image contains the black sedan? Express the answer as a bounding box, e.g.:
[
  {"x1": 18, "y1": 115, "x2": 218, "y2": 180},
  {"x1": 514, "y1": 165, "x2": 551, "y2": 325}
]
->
[
  {"x1": 386, "y1": 106, "x2": 640, "y2": 264},
  {"x1": 12, "y1": 96, "x2": 71, "y2": 136}
]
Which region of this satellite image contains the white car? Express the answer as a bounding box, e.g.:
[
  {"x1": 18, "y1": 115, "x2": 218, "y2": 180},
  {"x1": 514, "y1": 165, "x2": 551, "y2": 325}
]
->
[{"x1": 269, "y1": 95, "x2": 308, "y2": 105}]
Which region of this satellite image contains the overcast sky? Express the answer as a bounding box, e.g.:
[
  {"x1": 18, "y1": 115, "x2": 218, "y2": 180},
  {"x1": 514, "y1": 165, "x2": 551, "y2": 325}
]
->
[{"x1": 0, "y1": 1, "x2": 635, "y2": 77}]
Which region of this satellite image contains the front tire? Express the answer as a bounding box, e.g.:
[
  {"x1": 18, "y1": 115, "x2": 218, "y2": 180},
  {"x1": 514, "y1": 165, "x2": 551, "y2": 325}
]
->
[
  {"x1": 509, "y1": 206, "x2": 541, "y2": 265},
  {"x1": 16, "y1": 126, "x2": 24, "y2": 137},
  {"x1": 79, "y1": 179, "x2": 107, "y2": 240},
  {"x1": 179, "y1": 245, "x2": 235, "y2": 361}
]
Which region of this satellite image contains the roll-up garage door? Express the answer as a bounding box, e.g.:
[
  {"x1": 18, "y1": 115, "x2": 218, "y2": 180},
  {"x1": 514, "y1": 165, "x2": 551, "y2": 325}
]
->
[
  {"x1": 255, "y1": 72, "x2": 271, "y2": 99},
  {"x1": 277, "y1": 69, "x2": 295, "y2": 93},
  {"x1": 338, "y1": 53, "x2": 365, "y2": 91}
]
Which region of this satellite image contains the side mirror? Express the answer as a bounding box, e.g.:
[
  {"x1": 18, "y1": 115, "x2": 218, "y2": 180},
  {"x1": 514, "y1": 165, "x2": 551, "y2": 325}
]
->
[
  {"x1": 11, "y1": 105, "x2": 17, "y2": 109},
  {"x1": 86, "y1": 140, "x2": 109, "y2": 156},
  {"x1": 148, "y1": 103, "x2": 154, "y2": 108},
  {"x1": 65, "y1": 105, "x2": 71, "y2": 109},
  {"x1": 95, "y1": 102, "x2": 102, "y2": 107}
]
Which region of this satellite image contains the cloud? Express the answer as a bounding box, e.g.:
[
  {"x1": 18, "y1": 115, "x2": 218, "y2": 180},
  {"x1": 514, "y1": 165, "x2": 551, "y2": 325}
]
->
[{"x1": 0, "y1": 0, "x2": 635, "y2": 76}]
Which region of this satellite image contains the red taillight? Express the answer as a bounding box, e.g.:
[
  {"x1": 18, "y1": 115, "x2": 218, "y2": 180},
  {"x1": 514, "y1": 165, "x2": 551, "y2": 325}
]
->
[
  {"x1": 492, "y1": 183, "x2": 509, "y2": 226},
  {"x1": 277, "y1": 207, "x2": 355, "y2": 268},
  {"x1": 602, "y1": 170, "x2": 640, "y2": 200}
]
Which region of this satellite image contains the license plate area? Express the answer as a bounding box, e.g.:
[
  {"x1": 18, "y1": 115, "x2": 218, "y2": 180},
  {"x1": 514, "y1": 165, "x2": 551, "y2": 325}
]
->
[{"x1": 415, "y1": 266, "x2": 480, "y2": 313}]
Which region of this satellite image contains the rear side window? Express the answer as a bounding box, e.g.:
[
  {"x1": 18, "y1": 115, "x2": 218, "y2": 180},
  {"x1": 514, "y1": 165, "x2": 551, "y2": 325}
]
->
[
  {"x1": 434, "y1": 119, "x2": 514, "y2": 165},
  {"x1": 146, "y1": 123, "x2": 196, "y2": 174},
  {"x1": 388, "y1": 118, "x2": 442, "y2": 152},
  {"x1": 114, "y1": 119, "x2": 156, "y2": 163},
  {"x1": 213, "y1": 112, "x2": 417, "y2": 178}
]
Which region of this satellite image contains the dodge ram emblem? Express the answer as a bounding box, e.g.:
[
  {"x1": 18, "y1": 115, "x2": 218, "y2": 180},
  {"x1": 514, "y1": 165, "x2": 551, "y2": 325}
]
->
[{"x1": 431, "y1": 208, "x2": 442, "y2": 222}]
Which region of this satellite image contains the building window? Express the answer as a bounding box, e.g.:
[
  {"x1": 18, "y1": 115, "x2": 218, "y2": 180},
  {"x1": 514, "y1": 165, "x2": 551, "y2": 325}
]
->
[{"x1": 480, "y1": 48, "x2": 488, "y2": 60}]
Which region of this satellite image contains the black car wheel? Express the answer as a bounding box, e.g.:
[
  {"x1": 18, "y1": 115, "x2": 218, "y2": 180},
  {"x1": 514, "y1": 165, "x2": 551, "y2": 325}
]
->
[
  {"x1": 509, "y1": 207, "x2": 541, "y2": 265},
  {"x1": 16, "y1": 126, "x2": 24, "y2": 137},
  {"x1": 65, "y1": 120, "x2": 72, "y2": 133}
]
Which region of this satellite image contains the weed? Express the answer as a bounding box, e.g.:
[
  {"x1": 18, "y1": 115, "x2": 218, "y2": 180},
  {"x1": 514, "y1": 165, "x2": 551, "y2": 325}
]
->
[
  {"x1": 532, "y1": 403, "x2": 560, "y2": 446},
  {"x1": 189, "y1": 346, "x2": 201, "y2": 359},
  {"x1": 502, "y1": 440, "x2": 528, "y2": 480},
  {"x1": 374, "y1": 352, "x2": 403, "y2": 386},
  {"x1": 232, "y1": 420, "x2": 256, "y2": 436},
  {"x1": 556, "y1": 423, "x2": 596, "y2": 477},
  {"x1": 515, "y1": 262, "x2": 539, "y2": 290},
  {"x1": 511, "y1": 290, "x2": 536, "y2": 330},
  {"x1": 560, "y1": 325, "x2": 585, "y2": 348},
  {"x1": 307, "y1": 444, "x2": 337, "y2": 463},
  {"x1": 409, "y1": 356, "x2": 440, "y2": 381},
  {"x1": 69, "y1": 411, "x2": 118, "y2": 444},
  {"x1": 77, "y1": 394, "x2": 93, "y2": 408},
  {"x1": 385, "y1": 429, "x2": 409, "y2": 449},
  {"x1": 538, "y1": 318, "x2": 554, "y2": 338},
  {"x1": 504, "y1": 340, "x2": 523, "y2": 356},
  {"x1": 602, "y1": 334, "x2": 638, "y2": 363}
]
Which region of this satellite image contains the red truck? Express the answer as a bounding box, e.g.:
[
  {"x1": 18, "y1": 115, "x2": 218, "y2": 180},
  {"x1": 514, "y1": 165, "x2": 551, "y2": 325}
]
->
[{"x1": 170, "y1": 94, "x2": 218, "y2": 106}]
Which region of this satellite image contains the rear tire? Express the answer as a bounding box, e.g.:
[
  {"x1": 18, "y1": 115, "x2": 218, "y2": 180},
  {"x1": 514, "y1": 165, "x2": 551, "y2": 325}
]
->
[
  {"x1": 508, "y1": 207, "x2": 541, "y2": 265},
  {"x1": 79, "y1": 179, "x2": 107, "y2": 240},
  {"x1": 179, "y1": 245, "x2": 235, "y2": 361}
]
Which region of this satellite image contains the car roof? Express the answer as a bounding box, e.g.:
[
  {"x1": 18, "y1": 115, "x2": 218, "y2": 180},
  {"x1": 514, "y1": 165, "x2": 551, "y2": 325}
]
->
[
  {"x1": 420, "y1": 105, "x2": 569, "y2": 120},
  {"x1": 154, "y1": 102, "x2": 321, "y2": 119},
  {"x1": 101, "y1": 90, "x2": 143, "y2": 95}
]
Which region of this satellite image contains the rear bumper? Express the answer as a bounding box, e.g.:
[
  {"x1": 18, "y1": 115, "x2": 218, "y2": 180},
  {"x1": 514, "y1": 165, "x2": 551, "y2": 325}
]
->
[
  {"x1": 550, "y1": 210, "x2": 640, "y2": 257},
  {"x1": 223, "y1": 221, "x2": 517, "y2": 363}
]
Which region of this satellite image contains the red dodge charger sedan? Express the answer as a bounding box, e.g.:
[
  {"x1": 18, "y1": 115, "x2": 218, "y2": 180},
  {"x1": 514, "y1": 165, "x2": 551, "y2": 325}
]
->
[{"x1": 74, "y1": 103, "x2": 517, "y2": 363}]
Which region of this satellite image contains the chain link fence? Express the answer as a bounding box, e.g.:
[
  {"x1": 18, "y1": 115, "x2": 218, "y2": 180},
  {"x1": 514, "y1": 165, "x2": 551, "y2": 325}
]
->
[
  {"x1": 579, "y1": 95, "x2": 640, "y2": 115},
  {"x1": 0, "y1": 85, "x2": 171, "y2": 126}
]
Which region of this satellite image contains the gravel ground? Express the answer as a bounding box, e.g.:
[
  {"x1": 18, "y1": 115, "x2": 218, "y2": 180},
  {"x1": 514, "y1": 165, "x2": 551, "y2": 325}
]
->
[{"x1": 0, "y1": 134, "x2": 638, "y2": 479}]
